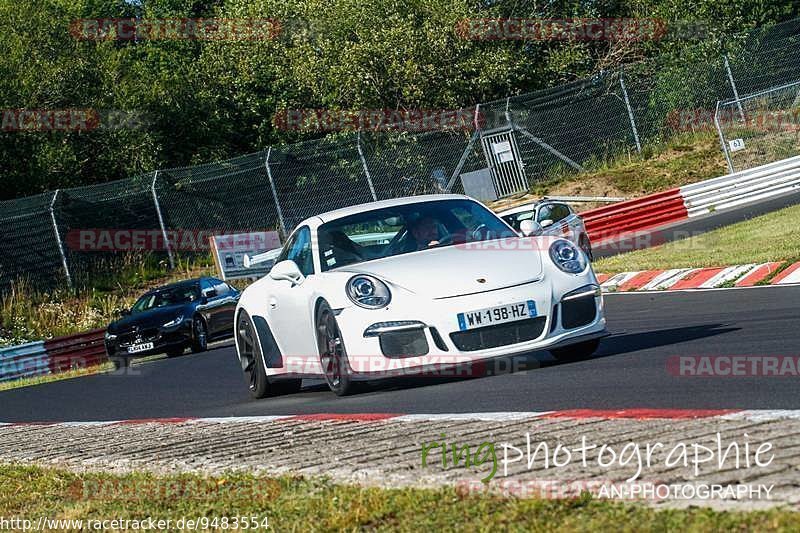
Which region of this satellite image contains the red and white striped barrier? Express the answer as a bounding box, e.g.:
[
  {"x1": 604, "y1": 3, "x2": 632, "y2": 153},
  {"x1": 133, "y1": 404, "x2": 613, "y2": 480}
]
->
[{"x1": 581, "y1": 155, "x2": 800, "y2": 244}]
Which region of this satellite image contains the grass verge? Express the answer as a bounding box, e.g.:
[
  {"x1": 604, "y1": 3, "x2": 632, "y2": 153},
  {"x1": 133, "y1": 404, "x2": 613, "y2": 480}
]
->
[
  {"x1": 0, "y1": 465, "x2": 798, "y2": 531},
  {"x1": 594, "y1": 202, "x2": 800, "y2": 273},
  {"x1": 0, "y1": 363, "x2": 113, "y2": 393}
]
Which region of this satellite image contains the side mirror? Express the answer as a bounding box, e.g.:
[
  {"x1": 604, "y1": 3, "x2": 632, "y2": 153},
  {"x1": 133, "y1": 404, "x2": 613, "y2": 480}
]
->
[
  {"x1": 202, "y1": 288, "x2": 218, "y2": 299},
  {"x1": 539, "y1": 219, "x2": 554, "y2": 229},
  {"x1": 269, "y1": 260, "x2": 305, "y2": 285},
  {"x1": 519, "y1": 219, "x2": 543, "y2": 237}
]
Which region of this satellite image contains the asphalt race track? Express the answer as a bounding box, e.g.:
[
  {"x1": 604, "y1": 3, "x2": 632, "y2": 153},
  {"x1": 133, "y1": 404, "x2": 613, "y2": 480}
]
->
[{"x1": 2, "y1": 285, "x2": 798, "y2": 422}]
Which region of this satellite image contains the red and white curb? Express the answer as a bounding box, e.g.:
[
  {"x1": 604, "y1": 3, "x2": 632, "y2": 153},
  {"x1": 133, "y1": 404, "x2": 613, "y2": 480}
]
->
[
  {"x1": 599, "y1": 260, "x2": 800, "y2": 292},
  {"x1": 3, "y1": 409, "x2": 800, "y2": 428}
]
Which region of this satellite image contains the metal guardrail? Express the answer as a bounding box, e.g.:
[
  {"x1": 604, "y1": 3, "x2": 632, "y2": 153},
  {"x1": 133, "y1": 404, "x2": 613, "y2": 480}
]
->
[
  {"x1": 681, "y1": 155, "x2": 800, "y2": 217},
  {"x1": 0, "y1": 341, "x2": 49, "y2": 382},
  {"x1": 542, "y1": 195, "x2": 627, "y2": 203},
  {"x1": 0, "y1": 329, "x2": 107, "y2": 383}
]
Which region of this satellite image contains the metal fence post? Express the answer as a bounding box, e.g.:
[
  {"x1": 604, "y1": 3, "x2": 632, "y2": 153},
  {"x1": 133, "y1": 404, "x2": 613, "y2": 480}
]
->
[
  {"x1": 714, "y1": 100, "x2": 735, "y2": 174},
  {"x1": 265, "y1": 147, "x2": 289, "y2": 239},
  {"x1": 619, "y1": 70, "x2": 642, "y2": 153},
  {"x1": 723, "y1": 54, "x2": 746, "y2": 122},
  {"x1": 150, "y1": 170, "x2": 175, "y2": 269},
  {"x1": 356, "y1": 132, "x2": 378, "y2": 201},
  {"x1": 49, "y1": 190, "x2": 71, "y2": 287},
  {"x1": 445, "y1": 105, "x2": 482, "y2": 192}
]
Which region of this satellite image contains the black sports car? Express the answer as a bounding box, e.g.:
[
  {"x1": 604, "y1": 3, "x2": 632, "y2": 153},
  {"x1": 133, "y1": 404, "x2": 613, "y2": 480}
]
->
[{"x1": 105, "y1": 277, "x2": 240, "y2": 368}]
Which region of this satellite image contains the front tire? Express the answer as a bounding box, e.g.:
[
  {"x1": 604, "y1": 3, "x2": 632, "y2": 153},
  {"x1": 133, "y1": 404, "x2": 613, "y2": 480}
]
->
[
  {"x1": 550, "y1": 339, "x2": 600, "y2": 362},
  {"x1": 317, "y1": 301, "x2": 358, "y2": 396},
  {"x1": 191, "y1": 316, "x2": 208, "y2": 353}
]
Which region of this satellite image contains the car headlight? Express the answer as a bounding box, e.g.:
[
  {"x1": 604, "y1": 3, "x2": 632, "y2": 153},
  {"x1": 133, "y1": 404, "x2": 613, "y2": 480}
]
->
[
  {"x1": 346, "y1": 275, "x2": 391, "y2": 309},
  {"x1": 104, "y1": 331, "x2": 117, "y2": 341},
  {"x1": 549, "y1": 240, "x2": 587, "y2": 274},
  {"x1": 163, "y1": 315, "x2": 184, "y2": 328}
]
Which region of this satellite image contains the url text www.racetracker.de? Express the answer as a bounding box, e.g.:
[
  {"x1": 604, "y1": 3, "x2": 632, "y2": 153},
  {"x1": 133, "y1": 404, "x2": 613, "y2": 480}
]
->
[{"x1": 0, "y1": 516, "x2": 270, "y2": 531}]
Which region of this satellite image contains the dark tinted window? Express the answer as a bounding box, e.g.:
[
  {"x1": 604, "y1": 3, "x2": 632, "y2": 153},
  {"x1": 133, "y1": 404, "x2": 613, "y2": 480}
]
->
[
  {"x1": 552, "y1": 204, "x2": 571, "y2": 221},
  {"x1": 536, "y1": 204, "x2": 554, "y2": 223},
  {"x1": 131, "y1": 283, "x2": 200, "y2": 313},
  {"x1": 278, "y1": 226, "x2": 314, "y2": 276},
  {"x1": 318, "y1": 199, "x2": 516, "y2": 271}
]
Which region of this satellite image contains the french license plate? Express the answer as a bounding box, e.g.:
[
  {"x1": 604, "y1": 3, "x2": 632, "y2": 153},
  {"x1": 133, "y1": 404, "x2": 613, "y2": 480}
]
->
[
  {"x1": 457, "y1": 300, "x2": 536, "y2": 331},
  {"x1": 127, "y1": 342, "x2": 154, "y2": 354}
]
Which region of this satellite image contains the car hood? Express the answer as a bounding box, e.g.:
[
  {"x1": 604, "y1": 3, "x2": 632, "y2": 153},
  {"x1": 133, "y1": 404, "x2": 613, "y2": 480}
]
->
[
  {"x1": 108, "y1": 304, "x2": 189, "y2": 332},
  {"x1": 344, "y1": 239, "x2": 544, "y2": 299}
]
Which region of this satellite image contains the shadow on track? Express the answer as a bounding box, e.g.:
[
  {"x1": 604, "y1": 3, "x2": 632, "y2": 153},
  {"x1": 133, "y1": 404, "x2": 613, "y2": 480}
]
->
[{"x1": 294, "y1": 323, "x2": 739, "y2": 397}]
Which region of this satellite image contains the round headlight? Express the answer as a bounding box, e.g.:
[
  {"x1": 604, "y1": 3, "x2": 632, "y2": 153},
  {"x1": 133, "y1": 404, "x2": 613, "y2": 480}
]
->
[
  {"x1": 346, "y1": 275, "x2": 391, "y2": 309},
  {"x1": 549, "y1": 240, "x2": 587, "y2": 274}
]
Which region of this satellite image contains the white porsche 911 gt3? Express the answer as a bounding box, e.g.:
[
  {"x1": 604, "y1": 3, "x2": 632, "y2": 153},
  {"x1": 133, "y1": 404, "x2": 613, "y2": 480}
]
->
[{"x1": 235, "y1": 194, "x2": 607, "y2": 397}]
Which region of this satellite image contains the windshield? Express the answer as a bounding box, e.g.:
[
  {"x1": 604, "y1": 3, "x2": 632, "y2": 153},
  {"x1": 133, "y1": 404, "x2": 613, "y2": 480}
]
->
[
  {"x1": 131, "y1": 284, "x2": 200, "y2": 313},
  {"x1": 317, "y1": 199, "x2": 517, "y2": 271},
  {"x1": 501, "y1": 210, "x2": 535, "y2": 232}
]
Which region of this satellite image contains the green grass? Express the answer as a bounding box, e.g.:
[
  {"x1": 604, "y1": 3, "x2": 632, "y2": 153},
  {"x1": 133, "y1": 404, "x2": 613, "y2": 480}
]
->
[
  {"x1": 594, "y1": 202, "x2": 800, "y2": 273},
  {"x1": 0, "y1": 363, "x2": 114, "y2": 392},
  {"x1": 0, "y1": 465, "x2": 798, "y2": 531}
]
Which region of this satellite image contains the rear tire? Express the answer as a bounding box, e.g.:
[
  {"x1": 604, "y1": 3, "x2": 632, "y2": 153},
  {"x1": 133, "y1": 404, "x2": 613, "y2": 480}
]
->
[
  {"x1": 191, "y1": 316, "x2": 208, "y2": 353},
  {"x1": 317, "y1": 301, "x2": 358, "y2": 396},
  {"x1": 237, "y1": 311, "x2": 301, "y2": 399},
  {"x1": 550, "y1": 339, "x2": 600, "y2": 362}
]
